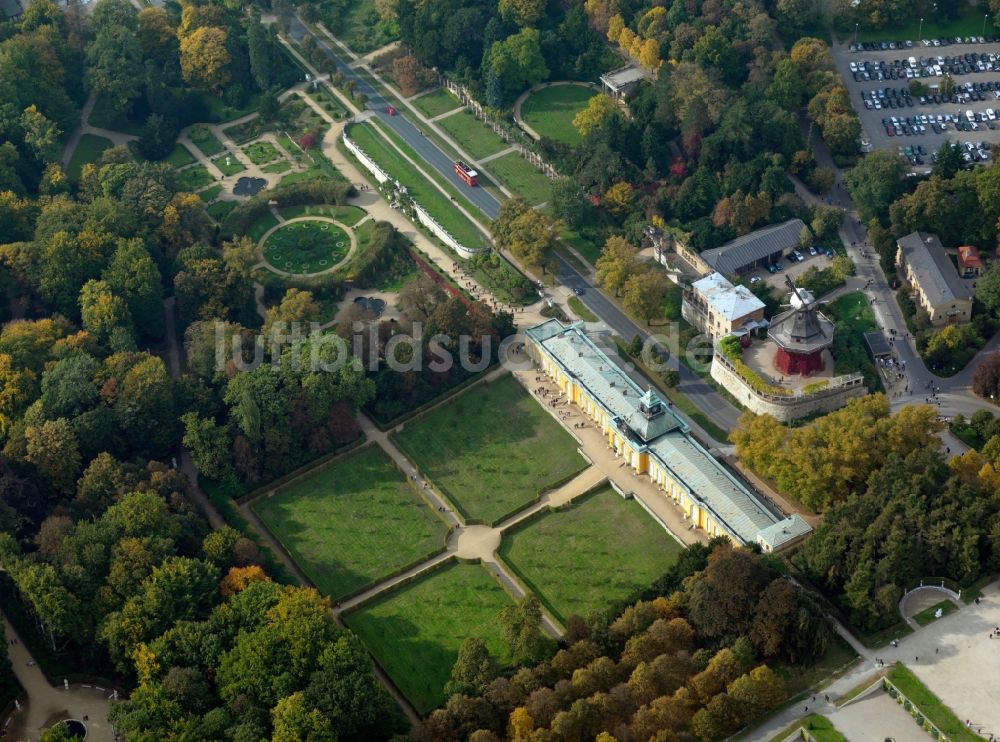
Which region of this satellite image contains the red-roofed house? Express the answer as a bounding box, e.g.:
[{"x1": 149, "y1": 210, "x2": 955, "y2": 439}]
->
[{"x1": 958, "y1": 246, "x2": 984, "y2": 278}]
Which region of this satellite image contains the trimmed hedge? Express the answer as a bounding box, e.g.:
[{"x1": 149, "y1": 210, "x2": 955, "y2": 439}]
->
[{"x1": 220, "y1": 180, "x2": 355, "y2": 240}]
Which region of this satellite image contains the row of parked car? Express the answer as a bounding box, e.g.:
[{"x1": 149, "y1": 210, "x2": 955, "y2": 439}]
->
[
  {"x1": 850, "y1": 37, "x2": 999, "y2": 53},
  {"x1": 881, "y1": 109, "x2": 1000, "y2": 136},
  {"x1": 897, "y1": 143, "x2": 930, "y2": 165},
  {"x1": 861, "y1": 87, "x2": 915, "y2": 109},
  {"x1": 918, "y1": 81, "x2": 1000, "y2": 106},
  {"x1": 960, "y1": 140, "x2": 993, "y2": 162},
  {"x1": 850, "y1": 51, "x2": 1000, "y2": 82}
]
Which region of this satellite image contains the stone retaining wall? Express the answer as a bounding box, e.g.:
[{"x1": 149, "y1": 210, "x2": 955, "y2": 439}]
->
[{"x1": 710, "y1": 353, "x2": 868, "y2": 422}]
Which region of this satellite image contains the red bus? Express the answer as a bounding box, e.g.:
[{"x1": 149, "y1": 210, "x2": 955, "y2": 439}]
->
[{"x1": 454, "y1": 161, "x2": 478, "y2": 187}]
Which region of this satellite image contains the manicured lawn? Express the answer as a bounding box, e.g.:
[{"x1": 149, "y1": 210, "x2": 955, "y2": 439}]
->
[
  {"x1": 188, "y1": 125, "x2": 225, "y2": 157},
  {"x1": 263, "y1": 219, "x2": 351, "y2": 274},
  {"x1": 393, "y1": 374, "x2": 586, "y2": 525},
  {"x1": 279, "y1": 203, "x2": 368, "y2": 225},
  {"x1": 198, "y1": 184, "x2": 222, "y2": 202},
  {"x1": 207, "y1": 200, "x2": 236, "y2": 222},
  {"x1": 253, "y1": 445, "x2": 448, "y2": 601},
  {"x1": 856, "y1": 9, "x2": 992, "y2": 43},
  {"x1": 88, "y1": 97, "x2": 144, "y2": 136},
  {"x1": 211, "y1": 153, "x2": 246, "y2": 176},
  {"x1": 437, "y1": 110, "x2": 509, "y2": 160},
  {"x1": 306, "y1": 87, "x2": 349, "y2": 119},
  {"x1": 247, "y1": 212, "x2": 280, "y2": 243},
  {"x1": 262, "y1": 160, "x2": 292, "y2": 174},
  {"x1": 886, "y1": 664, "x2": 980, "y2": 741},
  {"x1": 343, "y1": 561, "x2": 513, "y2": 714},
  {"x1": 177, "y1": 165, "x2": 215, "y2": 191},
  {"x1": 562, "y1": 228, "x2": 602, "y2": 265},
  {"x1": 412, "y1": 87, "x2": 462, "y2": 119},
  {"x1": 163, "y1": 143, "x2": 196, "y2": 168},
  {"x1": 243, "y1": 140, "x2": 282, "y2": 165},
  {"x1": 768, "y1": 715, "x2": 845, "y2": 742},
  {"x1": 66, "y1": 134, "x2": 114, "y2": 180},
  {"x1": 500, "y1": 488, "x2": 682, "y2": 622},
  {"x1": 487, "y1": 151, "x2": 553, "y2": 205},
  {"x1": 345, "y1": 122, "x2": 488, "y2": 250},
  {"x1": 520, "y1": 85, "x2": 596, "y2": 146},
  {"x1": 912, "y1": 599, "x2": 958, "y2": 626},
  {"x1": 567, "y1": 296, "x2": 597, "y2": 322},
  {"x1": 823, "y1": 290, "x2": 879, "y2": 383}
]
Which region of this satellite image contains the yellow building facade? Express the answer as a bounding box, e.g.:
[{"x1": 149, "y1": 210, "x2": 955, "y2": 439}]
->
[{"x1": 526, "y1": 320, "x2": 811, "y2": 551}]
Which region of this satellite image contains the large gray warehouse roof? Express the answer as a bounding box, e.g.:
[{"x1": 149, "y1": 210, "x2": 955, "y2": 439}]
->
[{"x1": 700, "y1": 219, "x2": 806, "y2": 275}]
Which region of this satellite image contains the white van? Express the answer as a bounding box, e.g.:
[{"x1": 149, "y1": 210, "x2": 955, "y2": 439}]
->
[
  {"x1": 909, "y1": 56, "x2": 917, "y2": 68},
  {"x1": 967, "y1": 109, "x2": 976, "y2": 121}
]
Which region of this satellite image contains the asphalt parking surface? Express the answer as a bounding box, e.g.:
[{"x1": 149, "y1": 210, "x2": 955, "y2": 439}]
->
[{"x1": 833, "y1": 39, "x2": 1000, "y2": 170}]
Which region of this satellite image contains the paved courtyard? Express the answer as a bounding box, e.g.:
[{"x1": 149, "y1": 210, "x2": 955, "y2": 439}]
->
[
  {"x1": 832, "y1": 39, "x2": 1000, "y2": 170},
  {"x1": 2, "y1": 615, "x2": 116, "y2": 742},
  {"x1": 827, "y1": 689, "x2": 928, "y2": 742}
]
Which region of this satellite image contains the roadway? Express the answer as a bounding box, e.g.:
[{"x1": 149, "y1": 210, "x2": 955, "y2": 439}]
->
[
  {"x1": 287, "y1": 15, "x2": 502, "y2": 219},
  {"x1": 288, "y1": 14, "x2": 742, "y2": 434}
]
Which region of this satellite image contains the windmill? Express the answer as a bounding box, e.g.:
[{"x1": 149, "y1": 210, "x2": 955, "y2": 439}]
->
[{"x1": 766, "y1": 276, "x2": 835, "y2": 376}]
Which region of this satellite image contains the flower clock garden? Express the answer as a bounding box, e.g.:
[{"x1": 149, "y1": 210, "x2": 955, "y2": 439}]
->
[{"x1": 262, "y1": 218, "x2": 354, "y2": 275}]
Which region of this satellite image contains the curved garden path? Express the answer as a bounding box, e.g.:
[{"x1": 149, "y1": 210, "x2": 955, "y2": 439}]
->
[
  {"x1": 1, "y1": 611, "x2": 117, "y2": 742},
  {"x1": 257, "y1": 215, "x2": 357, "y2": 277},
  {"x1": 512, "y1": 81, "x2": 601, "y2": 141}
]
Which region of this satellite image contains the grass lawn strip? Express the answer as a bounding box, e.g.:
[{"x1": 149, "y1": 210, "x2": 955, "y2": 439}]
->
[
  {"x1": 343, "y1": 561, "x2": 513, "y2": 715},
  {"x1": 346, "y1": 122, "x2": 487, "y2": 250},
  {"x1": 520, "y1": 85, "x2": 595, "y2": 146},
  {"x1": 436, "y1": 110, "x2": 509, "y2": 160},
  {"x1": 262, "y1": 160, "x2": 292, "y2": 174},
  {"x1": 886, "y1": 664, "x2": 980, "y2": 741},
  {"x1": 279, "y1": 203, "x2": 367, "y2": 225},
  {"x1": 411, "y1": 87, "x2": 463, "y2": 119},
  {"x1": 252, "y1": 445, "x2": 448, "y2": 601},
  {"x1": 264, "y1": 219, "x2": 351, "y2": 274},
  {"x1": 66, "y1": 134, "x2": 113, "y2": 180},
  {"x1": 767, "y1": 714, "x2": 845, "y2": 742},
  {"x1": 857, "y1": 8, "x2": 989, "y2": 43},
  {"x1": 567, "y1": 297, "x2": 597, "y2": 322},
  {"x1": 247, "y1": 212, "x2": 280, "y2": 243},
  {"x1": 912, "y1": 599, "x2": 958, "y2": 626},
  {"x1": 500, "y1": 487, "x2": 683, "y2": 622},
  {"x1": 164, "y1": 143, "x2": 196, "y2": 168},
  {"x1": 187, "y1": 125, "x2": 225, "y2": 157},
  {"x1": 207, "y1": 200, "x2": 236, "y2": 222},
  {"x1": 211, "y1": 153, "x2": 246, "y2": 176},
  {"x1": 198, "y1": 185, "x2": 222, "y2": 202},
  {"x1": 392, "y1": 374, "x2": 586, "y2": 524},
  {"x1": 487, "y1": 151, "x2": 554, "y2": 205},
  {"x1": 177, "y1": 165, "x2": 214, "y2": 191}
]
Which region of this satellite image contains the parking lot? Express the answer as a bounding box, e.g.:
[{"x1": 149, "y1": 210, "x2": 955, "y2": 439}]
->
[
  {"x1": 744, "y1": 248, "x2": 835, "y2": 293},
  {"x1": 833, "y1": 37, "x2": 1000, "y2": 170}
]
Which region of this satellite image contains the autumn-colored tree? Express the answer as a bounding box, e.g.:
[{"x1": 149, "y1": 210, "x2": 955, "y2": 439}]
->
[
  {"x1": 25, "y1": 418, "x2": 81, "y2": 494},
  {"x1": 498, "y1": 0, "x2": 545, "y2": 27},
  {"x1": 602, "y1": 180, "x2": 635, "y2": 218},
  {"x1": 263, "y1": 288, "x2": 321, "y2": 335},
  {"x1": 595, "y1": 236, "x2": 638, "y2": 296},
  {"x1": 622, "y1": 267, "x2": 667, "y2": 325},
  {"x1": 179, "y1": 26, "x2": 231, "y2": 91},
  {"x1": 638, "y1": 38, "x2": 661, "y2": 69}
]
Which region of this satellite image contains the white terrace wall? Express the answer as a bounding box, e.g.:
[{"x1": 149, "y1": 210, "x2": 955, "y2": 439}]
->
[
  {"x1": 342, "y1": 130, "x2": 486, "y2": 259},
  {"x1": 711, "y1": 352, "x2": 868, "y2": 422}
]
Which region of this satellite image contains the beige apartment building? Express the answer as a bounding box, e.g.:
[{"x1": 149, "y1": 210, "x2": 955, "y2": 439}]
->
[{"x1": 896, "y1": 232, "x2": 973, "y2": 326}]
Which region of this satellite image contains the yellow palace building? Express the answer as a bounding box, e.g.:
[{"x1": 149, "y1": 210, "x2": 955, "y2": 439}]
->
[{"x1": 525, "y1": 320, "x2": 810, "y2": 552}]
